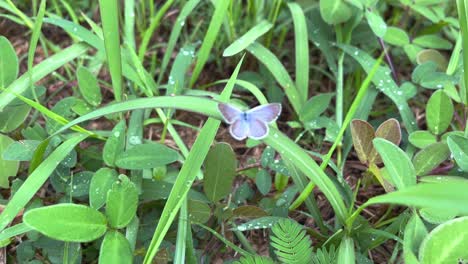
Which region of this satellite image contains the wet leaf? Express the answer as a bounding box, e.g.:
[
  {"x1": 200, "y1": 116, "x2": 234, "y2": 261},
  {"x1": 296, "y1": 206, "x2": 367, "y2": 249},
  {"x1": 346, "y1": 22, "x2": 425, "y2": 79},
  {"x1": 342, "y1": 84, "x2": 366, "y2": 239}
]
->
[
  {"x1": 203, "y1": 143, "x2": 237, "y2": 202},
  {"x1": 409, "y1": 131, "x2": 437, "y2": 149},
  {"x1": 447, "y1": 135, "x2": 468, "y2": 172},
  {"x1": 115, "y1": 142, "x2": 179, "y2": 170},
  {"x1": 413, "y1": 142, "x2": 450, "y2": 176},
  {"x1": 350, "y1": 119, "x2": 375, "y2": 164},
  {"x1": 426, "y1": 90, "x2": 453, "y2": 135},
  {"x1": 77, "y1": 67, "x2": 102, "y2": 106},
  {"x1": 188, "y1": 200, "x2": 211, "y2": 223}
]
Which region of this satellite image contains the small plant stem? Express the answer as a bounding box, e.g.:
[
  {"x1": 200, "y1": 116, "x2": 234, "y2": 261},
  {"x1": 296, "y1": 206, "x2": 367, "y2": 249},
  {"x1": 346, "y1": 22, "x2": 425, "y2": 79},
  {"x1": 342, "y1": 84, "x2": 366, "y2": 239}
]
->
[
  {"x1": 233, "y1": 230, "x2": 256, "y2": 254},
  {"x1": 377, "y1": 38, "x2": 398, "y2": 84}
]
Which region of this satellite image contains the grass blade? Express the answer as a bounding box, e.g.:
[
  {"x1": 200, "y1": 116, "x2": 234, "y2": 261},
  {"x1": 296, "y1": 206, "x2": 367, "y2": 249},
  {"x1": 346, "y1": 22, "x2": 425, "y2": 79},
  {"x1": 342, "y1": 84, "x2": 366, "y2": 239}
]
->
[
  {"x1": 0, "y1": 223, "x2": 32, "y2": 241},
  {"x1": 287, "y1": 3, "x2": 309, "y2": 101},
  {"x1": 189, "y1": 0, "x2": 230, "y2": 87},
  {"x1": 99, "y1": 0, "x2": 123, "y2": 101},
  {"x1": 0, "y1": 134, "x2": 88, "y2": 231},
  {"x1": 223, "y1": 20, "x2": 273, "y2": 57},
  {"x1": 247, "y1": 42, "x2": 302, "y2": 114}
]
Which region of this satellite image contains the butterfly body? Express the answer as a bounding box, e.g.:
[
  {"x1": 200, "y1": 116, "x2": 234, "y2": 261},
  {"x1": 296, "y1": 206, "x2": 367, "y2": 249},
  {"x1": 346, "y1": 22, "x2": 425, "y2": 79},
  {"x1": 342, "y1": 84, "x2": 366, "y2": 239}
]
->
[{"x1": 218, "y1": 103, "x2": 282, "y2": 140}]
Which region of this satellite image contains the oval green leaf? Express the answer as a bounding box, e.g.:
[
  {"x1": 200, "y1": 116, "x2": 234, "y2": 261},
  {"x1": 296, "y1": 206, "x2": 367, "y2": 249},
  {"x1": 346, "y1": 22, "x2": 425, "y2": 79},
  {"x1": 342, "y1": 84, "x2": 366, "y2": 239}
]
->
[
  {"x1": 384, "y1": 27, "x2": 410, "y2": 46},
  {"x1": 350, "y1": 119, "x2": 375, "y2": 164},
  {"x1": 409, "y1": 130, "x2": 437, "y2": 149},
  {"x1": 77, "y1": 67, "x2": 102, "y2": 106},
  {"x1": 103, "y1": 120, "x2": 126, "y2": 167},
  {"x1": 106, "y1": 175, "x2": 138, "y2": 228},
  {"x1": 89, "y1": 168, "x2": 118, "y2": 209},
  {"x1": 203, "y1": 143, "x2": 236, "y2": 202},
  {"x1": 99, "y1": 230, "x2": 133, "y2": 264},
  {"x1": 373, "y1": 138, "x2": 416, "y2": 190},
  {"x1": 413, "y1": 142, "x2": 450, "y2": 176},
  {"x1": 0, "y1": 134, "x2": 19, "y2": 188},
  {"x1": 115, "y1": 142, "x2": 179, "y2": 169},
  {"x1": 365, "y1": 10, "x2": 387, "y2": 38},
  {"x1": 419, "y1": 217, "x2": 468, "y2": 263},
  {"x1": 23, "y1": 204, "x2": 107, "y2": 242},
  {"x1": 426, "y1": 90, "x2": 453, "y2": 135},
  {"x1": 447, "y1": 135, "x2": 468, "y2": 172}
]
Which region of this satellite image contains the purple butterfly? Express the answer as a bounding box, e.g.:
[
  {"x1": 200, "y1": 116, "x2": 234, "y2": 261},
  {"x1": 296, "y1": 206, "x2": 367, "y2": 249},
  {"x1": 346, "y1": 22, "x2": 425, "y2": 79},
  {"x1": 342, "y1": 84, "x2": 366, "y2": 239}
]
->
[{"x1": 218, "y1": 103, "x2": 282, "y2": 140}]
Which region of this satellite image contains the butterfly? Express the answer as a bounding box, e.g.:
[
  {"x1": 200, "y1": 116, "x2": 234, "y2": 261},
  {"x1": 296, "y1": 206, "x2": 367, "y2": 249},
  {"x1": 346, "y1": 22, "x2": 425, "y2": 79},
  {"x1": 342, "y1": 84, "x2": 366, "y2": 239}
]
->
[{"x1": 218, "y1": 103, "x2": 282, "y2": 140}]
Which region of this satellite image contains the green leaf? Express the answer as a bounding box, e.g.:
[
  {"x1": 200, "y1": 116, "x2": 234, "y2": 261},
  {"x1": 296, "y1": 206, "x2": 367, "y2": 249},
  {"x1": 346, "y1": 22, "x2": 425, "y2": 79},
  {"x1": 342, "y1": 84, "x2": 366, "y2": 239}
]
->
[
  {"x1": 413, "y1": 34, "x2": 453, "y2": 50},
  {"x1": 23, "y1": 204, "x2": 107, "y2": 242},
  {"x1": 426, "y1": 90, "x2": 453, "y2": 135},
  {"x1": 203, "y1": 142, "x2": 236, "y2": 202},
  {"x1": 0, "y1": 36, "x2": 18, "y2": 88},
  {"x1": 373, "y1": 138, "x2": 416, "y2": 190},
  {"x1": 223, "y1": 20, "x2": 272, "y2": 57},
  {"x1": 320, "y1": 0, "x2": 352, "y2": 25},
  {"x1": 256, "y1": 169, "x2": 272, "y2": 195},
  {"x1": 419, "y1": 207, "x2": 457, "y2": 224},
  {"x1": 416, "y1": 49, "x2": 448, "y2": 70},
  {"x1": 234, "y1": 216, "x2": 284, "y2": 231},
  {"x1": 106, "y1": 175, "x2": 138, "y2": 228},
  {"x1": 367, "y1": 181, "x2": 468, "y2": 215},
  {"x1": 403, "y1": 213, "x2": 428, "y2": 264},
  {"x1": 419, "y1": 217, "x2": 468, "y2": 263},
  {"x1": 300, "y1": 93, "x2": 334, "y2": 122},
  {"x1": 99, "y1": 230, "x2": 133, "y2": 264},
  {"x1": 89, "y1": 168, "x2": 118, "y2": 209},
  {"x1": 351, "y1": 119, "x2": 375, "y2": 164},
  {"x1": 68, "y1": 171, "x2": 93, "y2": 197},
  {"x1": 103, "y1": 120, "x2": 126, "y2": 167},
  {"x1": 383, "y1": 27, "x2": 410, "y2": 46},
  {"x1": 115, "y1": 143, "x2": 179, "y2": 170},
  {"x1": 270, "y1": 219, "x2": 313, "y2": 264},
  {"x1": 365, "y1": 10, "x2": 387, "y2": 38},
  {"x1": 409, "y1": 131, "x2": 438, "y2": 148},
  {"x1": 188, "y1": 200, "x2": 211, "y2": 223},
  {"x1": 0, "y1": 134, "x2": 19, "y2": 188},
  {"x1": 413, "y1": 142, "x2": 450, "y2": 176},
  {"x1": 77, "y1": 67, "x2": 102, "y2": 106},
  {"x1": 447, "y1": 135, "x2": 468, "y2": 171}
]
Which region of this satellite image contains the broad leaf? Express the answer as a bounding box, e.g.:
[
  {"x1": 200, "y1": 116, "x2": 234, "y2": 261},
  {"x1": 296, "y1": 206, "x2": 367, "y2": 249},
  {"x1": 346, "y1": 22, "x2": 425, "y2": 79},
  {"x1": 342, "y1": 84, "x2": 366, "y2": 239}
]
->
[
  {"x1": 413, "y1": 142, "x2": 450, "y2": 176},
  {"x1": 447, "y1": 135, "x2": 468, "y2": 172},
  {"x1": 115, "y1": 142, "x2": 179, "y2": 169},
  {"x1": 203, "y1": 143, "x2": 236, "y2": 202},
  {"x1": 77, "y1": 67, "x2": 102, "y2": 106},
  {"x1": 373, "y1": 138, "x2": 416, "y2": 190},
  {"x1": 99, "y1": 230, "x2": 133, "y2": 264},
  {"x1": 0, "y1": 134, "x2": 19, "y2": 188},
  {"x1": 426, "y1": 90, "x2": 453, "y2": 135},
  {"x1": 103, "y1": 120, "x2": 126, "y2": 167},
  {"x1": 106, "y1": 175, "x2": 138, "y2": 228},
  {"x1": 89, "y1": 168, "x2": 118, "y2": 209},
  {"x1": 23, "y1": 204, "x2": 107, "y2": 242},
  {"x1": 350, "y1": 119, "x2": 374, "y2": 164},
  {"x1": 409, "y1": 131, "x2": 437, "y2": 149}
]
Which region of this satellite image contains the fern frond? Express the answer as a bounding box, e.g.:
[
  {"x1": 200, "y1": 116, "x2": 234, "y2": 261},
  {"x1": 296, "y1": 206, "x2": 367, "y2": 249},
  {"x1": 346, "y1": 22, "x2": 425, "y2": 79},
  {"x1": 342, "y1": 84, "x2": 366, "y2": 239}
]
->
[
  {"x1": 270, "y1": 219, "x2": 313, "y2": 264},
  {"x1": 312, "y1": 244, "x2": 338, "y2": 264},
  {"x1": 233, "y1": 255, "x2": 276, "y2": 264}
]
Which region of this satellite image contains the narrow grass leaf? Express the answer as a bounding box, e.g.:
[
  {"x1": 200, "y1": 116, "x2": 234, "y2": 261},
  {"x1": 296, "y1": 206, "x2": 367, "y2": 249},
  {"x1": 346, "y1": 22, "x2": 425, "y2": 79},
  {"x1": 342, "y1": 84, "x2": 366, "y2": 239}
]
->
[
  {"x1": 158, "y1": 0, "x2": 201, "y2": 85},
  {"x1": 99, "y1": 0, "x2": 123, "y2": 101},
  {"x1": 223, "y1": 20, "x2": 273, "y2": 57},
  {"x1": 190, "y1": 0, "x2": 230, "y2": 87},
  {"x1": 0, "y1": 223, "x2": 32, "y2": 242},
  {"x1": 337, "y1": 236, "x2": 355, "y2": 264},
  {"x1": 288, "y1": 3, "x2": 309, "y2": 100},
  {"x1": 247, "y1": 42, "x2": 302, "y2": 114}
]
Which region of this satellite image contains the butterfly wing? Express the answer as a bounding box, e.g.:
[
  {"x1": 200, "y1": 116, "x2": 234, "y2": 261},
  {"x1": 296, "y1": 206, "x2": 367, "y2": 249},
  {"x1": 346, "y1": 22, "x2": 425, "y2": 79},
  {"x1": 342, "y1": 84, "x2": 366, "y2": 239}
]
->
[
  {"x1": 218, "y1": 103, "x2": 243, "y2": 124},
  {"x1": 247, "y1": 118, "x2": 269, "y2": 140},
  {"x1": 229, "y1": 118, "x2": 249, "y2": 140},
  {"x1": 247, "y1": 103, "x2": 282, "y2": 123}
]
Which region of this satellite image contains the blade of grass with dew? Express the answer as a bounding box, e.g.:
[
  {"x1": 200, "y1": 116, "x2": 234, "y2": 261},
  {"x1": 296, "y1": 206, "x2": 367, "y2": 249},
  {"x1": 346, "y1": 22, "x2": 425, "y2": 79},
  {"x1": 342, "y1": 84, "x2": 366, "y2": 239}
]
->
[
  {"x1": 99, "y1": 0, "x2": 123, "y2": 101},
  {"x1": 340, "y1": 45, "x2": 418, "y2": 133},
  {"x1": 157, "y1": 0, "x2": 201, "y2": 86},
  {"x1": 124, "y1": 0, "x2": 136, "y2": 49},
  {"x1": 174, "y1": 200, "x2": 188, "y2": 264},
  {"x1": 200, "y1": 79, "x2": 269, "y2": 104},
  {"x1": 27, "y1": 0, "x2": 46, "y2": 104},
  {"x1": 223, "y1": 20, "x2": 273, "y2": 57},
  {"x1": 143, "y1": 57, "x2": 245, "y2": 263},
  {"x1": 290, "y1": 54, "x2": 384, "y2": 210},
  {"x1": 59, "y1": 0, "x2": 79, "y2": 25},
  {"x1": 137, "y1": 0, "x2": 175, "y2": 61},
  {"x1": 189, "y1": 0, "x2": 230, "y2": 87},
  {"x1": 44, "y1": 17, "x2": 104, "y2": 49},
  {"x1": 287, "y1": 2, "x2": 309, "y2": 101},
  {"x1": 0, "y1": 134, "x2": 88, "y2": 231},
  {"x1": 0, "y1": 223, "x2": 32, "y2": 241},
  {"x1": 246, "y1": 42, "x2": 303, "y2": 114},
  {"x1": 0, "y1": 42, "x2": 89, "y2": 110}
]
